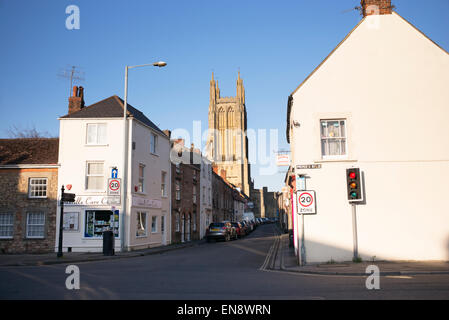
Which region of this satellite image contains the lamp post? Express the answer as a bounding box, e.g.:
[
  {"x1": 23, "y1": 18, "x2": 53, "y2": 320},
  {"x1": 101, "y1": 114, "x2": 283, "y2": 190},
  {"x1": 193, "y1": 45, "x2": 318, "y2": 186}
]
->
[{"x1": 121, "y1": 61, "x2": 167, "y2": 251}]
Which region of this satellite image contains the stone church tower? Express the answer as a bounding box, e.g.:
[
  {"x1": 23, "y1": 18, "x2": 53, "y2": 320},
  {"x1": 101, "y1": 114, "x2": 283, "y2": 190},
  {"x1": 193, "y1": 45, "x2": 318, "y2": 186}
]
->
[{"x1": 207, "y1": 72, "x2": 252, "y2": 197}]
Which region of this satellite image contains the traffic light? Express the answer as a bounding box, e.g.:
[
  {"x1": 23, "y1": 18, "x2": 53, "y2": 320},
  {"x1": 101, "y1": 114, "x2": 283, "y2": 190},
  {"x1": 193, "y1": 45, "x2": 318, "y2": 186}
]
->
[{"x1": 346, "y1": 168, "x2": 363, "y2": 202}]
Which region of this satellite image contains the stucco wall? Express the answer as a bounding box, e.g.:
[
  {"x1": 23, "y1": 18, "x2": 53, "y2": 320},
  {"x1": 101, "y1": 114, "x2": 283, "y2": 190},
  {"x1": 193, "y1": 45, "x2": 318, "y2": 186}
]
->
[{"x1": 290, "y1": 13, "x2": 449, "y2": 262}]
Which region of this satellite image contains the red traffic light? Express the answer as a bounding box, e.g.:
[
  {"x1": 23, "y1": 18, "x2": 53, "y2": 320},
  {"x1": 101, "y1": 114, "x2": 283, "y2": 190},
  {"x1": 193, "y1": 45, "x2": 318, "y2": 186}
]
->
[{"x1": 349, "y1": 172, "x2": 356, "y2": 179}]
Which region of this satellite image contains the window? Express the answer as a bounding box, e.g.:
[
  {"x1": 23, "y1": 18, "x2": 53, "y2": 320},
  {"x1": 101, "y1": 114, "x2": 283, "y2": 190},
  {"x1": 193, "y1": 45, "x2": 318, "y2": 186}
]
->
[
  {"x1": 175, "y1": 212, "x2": 180, "y2": 232},
  {"x1": 161, "y1": 215, "x2": 165, "y2": 234},
  {"x1": 175, "y1": 163, "x2": 181, "y2": 174},
  {"x1": 26, "y1": 212, "x2": 45, "y2": 238},
  {"x1": 136, "y1": 212, "x2": 147, "y2": 237},
  {"x1": 175, "y1": 180, "x2": 181, "y2": 201},
  {"x1": 320, "y1": 119, "x2": 347, "y2": 158},
  {"x1": 87, "y1": 123, "x2": 107, "y2": 145},
  {"x1": 150, "y1": 133, "x2": 157, "y2": 154},
  {"x1": 193, "y1": 187, "x2": 196, "y2": 204},
  {"x1": 161, "y1": 172, "x2": 167, "y2": 197},
  {"x1": 28, "y1": 178, "x2": 48, "y2": 198},
  {"x1": 203, "y1": 187, "x2": 205, "y2": 204},
  {"x1": 192, "y1": 212, "x2": 197, "y2": 232},
  {"x1": 193, "y1": 169, "x2": 197, "y2": 182},
  {"x1": 63, "y1": 212, "x2": 79, "y2": 231},
  {"x1": 138, "y1": 164, "x2": 145, "y2": 193},
  {"x1": 0, "y1": 213, "x2": 14, "y2": 238},
  {"x1": 85, "y1": 210, "x2": 118, "y2": 238},
  {"x1": 86, "y1": 162, "x2": 104, "y2": 190},
  {"x1": 151, "y1": 216, "x2": 158, "y2": 233}
]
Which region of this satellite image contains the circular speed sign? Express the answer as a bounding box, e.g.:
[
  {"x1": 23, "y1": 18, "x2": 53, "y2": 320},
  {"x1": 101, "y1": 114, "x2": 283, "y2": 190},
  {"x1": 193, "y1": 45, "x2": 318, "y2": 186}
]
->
[
  {"x1": 298, "y1": 192, "x2": 314, "y2": 208},
  {"x1": 109, "y1": 179, "x2": 120, "y2": 191}
]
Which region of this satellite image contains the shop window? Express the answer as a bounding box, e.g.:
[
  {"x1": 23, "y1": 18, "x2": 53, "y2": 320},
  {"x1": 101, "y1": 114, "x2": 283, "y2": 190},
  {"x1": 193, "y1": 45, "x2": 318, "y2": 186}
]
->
[
  {"x1": 85, "y1": 210, "x2": 119, "y2": 238},
  {"x1": 136, "y1": 212, "x2": 147, "y2": 237},
  {"x1": 151, "y1": 216, "x2": 158, "y2": 233}
]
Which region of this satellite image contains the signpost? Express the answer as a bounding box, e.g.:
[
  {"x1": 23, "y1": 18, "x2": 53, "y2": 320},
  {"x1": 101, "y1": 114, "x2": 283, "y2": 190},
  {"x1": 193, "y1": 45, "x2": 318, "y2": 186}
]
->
[
  {"x1": 295, "y1": 189, "x2": 316, "y2": 266},
  {"x1": 57, "y1": 185, "x2": 76, "y2": 258}
]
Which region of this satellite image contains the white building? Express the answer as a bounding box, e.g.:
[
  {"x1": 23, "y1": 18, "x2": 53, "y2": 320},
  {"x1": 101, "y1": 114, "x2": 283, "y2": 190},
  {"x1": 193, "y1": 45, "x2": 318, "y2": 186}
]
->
[
  {"x1": 287, "y1": 1, "x2": 449, "y2": 262},
  {"x1": 199, "y1": 156, "x2": 212, "y2": 239},
  {"x1": 56, "y1": 91, "x2": 171, "y2": 252}
]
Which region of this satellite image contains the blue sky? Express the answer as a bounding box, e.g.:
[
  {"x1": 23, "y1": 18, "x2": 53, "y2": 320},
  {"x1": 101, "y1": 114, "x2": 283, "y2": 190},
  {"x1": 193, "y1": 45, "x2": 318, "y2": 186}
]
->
[{"x1": 0, "y1": 0, "x2": 448, "y2": 192}]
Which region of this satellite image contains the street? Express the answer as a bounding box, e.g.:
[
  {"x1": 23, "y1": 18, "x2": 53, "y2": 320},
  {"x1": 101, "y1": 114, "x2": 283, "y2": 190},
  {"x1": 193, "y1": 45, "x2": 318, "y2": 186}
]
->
[{"x1": 0, "y1": 224, "x2": 448, "y2": 300}]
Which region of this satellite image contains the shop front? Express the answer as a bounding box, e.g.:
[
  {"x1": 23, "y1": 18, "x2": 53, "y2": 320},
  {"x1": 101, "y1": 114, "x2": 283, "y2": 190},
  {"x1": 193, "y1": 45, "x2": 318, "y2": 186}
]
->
[{"x1": 59, "y1": 195, "x2": 121, "y2": 253}]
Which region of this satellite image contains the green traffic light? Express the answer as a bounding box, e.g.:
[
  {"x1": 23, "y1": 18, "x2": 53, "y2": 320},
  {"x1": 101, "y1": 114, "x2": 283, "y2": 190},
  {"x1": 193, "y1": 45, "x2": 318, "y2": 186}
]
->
[{"x1": 350, "y1": 192, "x2": 357, "y2": 198}]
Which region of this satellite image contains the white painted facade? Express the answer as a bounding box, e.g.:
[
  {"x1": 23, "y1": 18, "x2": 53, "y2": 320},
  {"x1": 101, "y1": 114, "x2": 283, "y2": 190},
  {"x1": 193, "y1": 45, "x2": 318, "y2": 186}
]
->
[
  {"x1": 288, "y1": 13, "x2": 449, "y2": 262},
  {"x1": 199, "y1": 157, "x2": 212, "y2": 239},
  {"x1": 56, "y1": 111, "x2": 171, "y2": 252}
]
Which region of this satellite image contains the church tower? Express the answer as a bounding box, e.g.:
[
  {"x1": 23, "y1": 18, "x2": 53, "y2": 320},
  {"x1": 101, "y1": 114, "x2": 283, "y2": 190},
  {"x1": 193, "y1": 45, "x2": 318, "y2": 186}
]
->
[{"x1": 207, "y1": 72, "x2": 252, "y2": 197}]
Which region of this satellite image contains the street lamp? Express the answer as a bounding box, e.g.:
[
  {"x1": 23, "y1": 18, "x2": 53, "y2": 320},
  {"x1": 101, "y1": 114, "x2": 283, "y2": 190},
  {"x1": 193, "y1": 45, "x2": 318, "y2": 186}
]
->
[{"x1": 121, "y1": 61, "x2": 167, "y2": 251}]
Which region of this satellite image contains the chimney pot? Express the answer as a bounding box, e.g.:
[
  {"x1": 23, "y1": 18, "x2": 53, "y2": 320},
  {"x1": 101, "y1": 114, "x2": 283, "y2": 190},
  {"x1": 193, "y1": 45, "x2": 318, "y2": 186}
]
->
[{"x1": 361, "y1": 0, "x2": 393, "y2": 17}]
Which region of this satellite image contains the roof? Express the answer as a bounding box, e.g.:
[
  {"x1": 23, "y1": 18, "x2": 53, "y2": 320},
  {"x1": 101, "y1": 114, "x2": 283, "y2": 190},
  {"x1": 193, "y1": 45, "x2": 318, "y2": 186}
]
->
[
  {"x1": 285, "y1": 11, "x2": 449, "y2": 143},
  {"x1": 61, "y1": 95, "x2": 166, "y2": 136},
  {"x1": 0, "y1": 138, "x2": 59, "y2": 165}
]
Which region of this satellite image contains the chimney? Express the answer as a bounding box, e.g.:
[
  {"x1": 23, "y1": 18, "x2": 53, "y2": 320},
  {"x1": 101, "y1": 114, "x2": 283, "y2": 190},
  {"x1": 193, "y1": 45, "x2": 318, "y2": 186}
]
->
[
  {"x1": 360, "y1": 0, "x2": 393, "y2": 17},
  {"x1": 220, "y1": 169, "x2": 227, "y2": 180},
  {"x1": 163, "y1": 130, "x2": 171, "y2": 139},
  {"x1": 68, "y1": 85, "x2": 85, "y2": 114}
]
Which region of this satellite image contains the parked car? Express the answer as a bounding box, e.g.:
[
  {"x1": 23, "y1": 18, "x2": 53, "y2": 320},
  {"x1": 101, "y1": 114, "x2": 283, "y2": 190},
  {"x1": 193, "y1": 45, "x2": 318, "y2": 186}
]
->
[
  {"x1": 206, "y1": 222, "x2": 233, "y2": 242},
  {"x1": 231, "y1": 222, "x2": 244, "y2": 239},
  {"x1": 245, "y1": 219, "x2": 255, "y2": 232},
  {"x1": 239, "y1": 220, "x2": 249, "y2": 235},
  {"x1": 222, "y1": 220, "x2": 237, "y2": 240}
]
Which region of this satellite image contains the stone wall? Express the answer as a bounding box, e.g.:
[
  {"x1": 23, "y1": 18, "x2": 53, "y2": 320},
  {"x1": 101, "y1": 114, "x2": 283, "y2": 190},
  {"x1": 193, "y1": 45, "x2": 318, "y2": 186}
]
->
[{"x1": 0, "y1": 168, "x2": 58, "y2": 253}]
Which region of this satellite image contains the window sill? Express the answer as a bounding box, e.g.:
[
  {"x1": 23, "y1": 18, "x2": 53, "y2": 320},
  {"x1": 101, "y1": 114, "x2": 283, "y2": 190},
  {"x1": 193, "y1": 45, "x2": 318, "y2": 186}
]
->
[
  {"x1": 85, "y1": 144, "x2": 109, "y2": 147},
  {"x1": 314, "y1": 158, "x2": 358, "y2": 163},
  {"x1": 150, "y1": 153, "x2": 159, "y2": 157}
]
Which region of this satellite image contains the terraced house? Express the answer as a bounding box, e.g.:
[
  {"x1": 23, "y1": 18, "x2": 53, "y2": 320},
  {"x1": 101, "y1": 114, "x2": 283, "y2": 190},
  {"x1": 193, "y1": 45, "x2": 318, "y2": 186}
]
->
[{"x1": 0, "y1": 138, "x2": 59, "y2": 253}]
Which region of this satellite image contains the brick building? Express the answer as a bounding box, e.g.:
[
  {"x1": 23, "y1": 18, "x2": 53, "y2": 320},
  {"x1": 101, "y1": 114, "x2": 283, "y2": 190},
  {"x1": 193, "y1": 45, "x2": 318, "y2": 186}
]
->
[
  {"x1": 169, "y1": 139, "x2": 201, "y2": 243},
  {"x1": 212, "y1": 167, "x2": 234, "y2": 222},
  {"x1": 0, "y1": 138, "x2": 59, "y2": 253}
]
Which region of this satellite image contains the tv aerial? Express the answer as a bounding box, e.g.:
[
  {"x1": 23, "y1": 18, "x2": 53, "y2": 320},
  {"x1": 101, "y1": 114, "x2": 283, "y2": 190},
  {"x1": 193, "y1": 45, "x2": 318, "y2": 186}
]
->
[{"x1": 58, "y1": 65, "x2": 85, "y2": 96}]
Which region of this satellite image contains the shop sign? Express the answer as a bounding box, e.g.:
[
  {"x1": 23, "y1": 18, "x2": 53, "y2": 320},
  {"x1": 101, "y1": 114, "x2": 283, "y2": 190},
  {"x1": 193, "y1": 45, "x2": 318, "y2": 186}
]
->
[
  {"x1": 132, "y1": 196, "x2": 162, "y2": 209},
  {"x1": 67, "y1": 196, "x2": 121, "y2": 206}
]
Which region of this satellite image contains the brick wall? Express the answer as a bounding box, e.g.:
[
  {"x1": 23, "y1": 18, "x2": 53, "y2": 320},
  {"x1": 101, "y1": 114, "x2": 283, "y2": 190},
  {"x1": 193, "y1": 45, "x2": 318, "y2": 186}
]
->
[
  {"x1": 0, "y1": 168, "x2": 58, "y2": 253},
  {"x1": 170, "y1": 163, "x2": 201, "y2": 243}
]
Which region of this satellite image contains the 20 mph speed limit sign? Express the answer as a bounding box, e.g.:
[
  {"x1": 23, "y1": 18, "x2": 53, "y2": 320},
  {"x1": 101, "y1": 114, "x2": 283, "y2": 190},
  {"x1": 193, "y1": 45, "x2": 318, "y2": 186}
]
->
[
  {"x1": 108, "y1": 178, "x2": 121, "y2": 196},
  {"x1": 296, "y1": 191, "x2": 316, "y2": 215}
]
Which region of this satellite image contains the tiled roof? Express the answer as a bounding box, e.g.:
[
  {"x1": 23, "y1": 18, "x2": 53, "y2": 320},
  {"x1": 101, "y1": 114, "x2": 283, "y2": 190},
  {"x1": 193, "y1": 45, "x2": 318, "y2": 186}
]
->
[
  {"x1": 61, "y1": 95, "x2": 166, "y2": 136},
  {"x1": 0, "y1": 138, "x2": 59, "y2": 165}
]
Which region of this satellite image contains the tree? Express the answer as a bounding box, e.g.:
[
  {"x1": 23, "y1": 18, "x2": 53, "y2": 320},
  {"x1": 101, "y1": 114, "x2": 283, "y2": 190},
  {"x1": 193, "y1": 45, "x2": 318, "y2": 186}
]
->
[{"x1": 6, "y1": 125, "x2": 54, "y2": 138}]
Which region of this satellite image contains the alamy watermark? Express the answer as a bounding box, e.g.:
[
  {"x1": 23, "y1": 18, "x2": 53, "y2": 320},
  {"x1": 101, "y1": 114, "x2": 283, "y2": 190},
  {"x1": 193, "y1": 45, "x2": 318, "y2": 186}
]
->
[
  {"x1": 365, "y1": 265, "x2": 380, "y2": 290},
  {"x1": 169, "y1": 121, "x2": 280, "y2": 176},
  {"x1": 65, "y1": 265, "x2": 80, "y2": 290},
  {"x1": 66, "y1": 5, "x2": 80, "y2": 30}
]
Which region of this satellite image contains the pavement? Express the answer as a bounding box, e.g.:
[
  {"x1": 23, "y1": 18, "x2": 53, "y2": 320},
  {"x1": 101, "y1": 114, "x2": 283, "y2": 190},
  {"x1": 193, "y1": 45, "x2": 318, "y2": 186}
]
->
[
  {"x1": 0, "y1": 239, "x2": 206, "y2": 267},
  {"x1": 274, "y1": 229, "x2": 449, "y2": 276}
]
